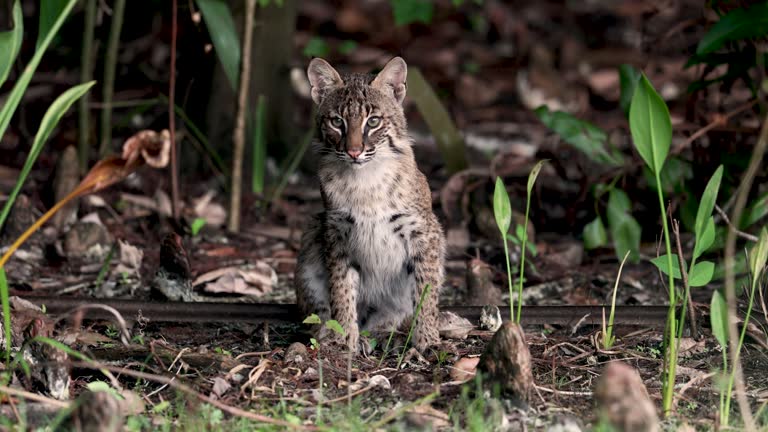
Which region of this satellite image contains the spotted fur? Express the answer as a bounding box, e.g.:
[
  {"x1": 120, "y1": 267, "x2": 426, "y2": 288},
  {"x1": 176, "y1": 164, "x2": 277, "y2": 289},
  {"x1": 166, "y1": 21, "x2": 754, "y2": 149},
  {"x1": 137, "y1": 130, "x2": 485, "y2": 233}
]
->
[{"x1": 296, "y1": 57, "x2": 445, "y2": 352}]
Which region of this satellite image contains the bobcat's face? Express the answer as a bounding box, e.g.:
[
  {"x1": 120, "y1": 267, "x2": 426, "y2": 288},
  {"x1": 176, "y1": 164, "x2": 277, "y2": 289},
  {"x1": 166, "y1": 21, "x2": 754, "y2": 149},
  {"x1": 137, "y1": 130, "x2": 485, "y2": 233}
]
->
[{"x1": 308, "y1": 58, "x2": 409, "y2": 167}]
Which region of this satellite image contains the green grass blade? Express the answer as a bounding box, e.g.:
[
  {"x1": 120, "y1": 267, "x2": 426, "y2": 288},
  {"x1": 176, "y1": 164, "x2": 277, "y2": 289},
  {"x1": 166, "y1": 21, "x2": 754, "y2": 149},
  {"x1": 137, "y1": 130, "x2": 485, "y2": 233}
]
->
[
  {"x1": 0, "y1": 81, "x2": 96, "y2": 232},
  {"x1": 0, "y1": 0, "x2": 22, "y2": 88},
  {"x1": 196, "y1": 0, "x2": 241, "y2": 90},
  {"x1": 710, "y1": 290, "x2": 728, "y2": 350},
  {"x1": 694, "y1": 165, "x2": 723, "y2": 239},
  {"x1": 629, "y1": 74, "x2": 671, "y2": 175},
  {"x1": 0, "y1": 0, "x2": 77, "y2": 142}
]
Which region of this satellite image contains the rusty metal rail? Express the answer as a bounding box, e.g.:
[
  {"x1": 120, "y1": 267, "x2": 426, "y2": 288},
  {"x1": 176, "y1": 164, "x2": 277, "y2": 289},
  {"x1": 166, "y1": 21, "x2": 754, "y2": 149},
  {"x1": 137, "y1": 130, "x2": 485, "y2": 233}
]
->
[{"x1": 16, "y1": 296, "x2": 682, "y2": 327}]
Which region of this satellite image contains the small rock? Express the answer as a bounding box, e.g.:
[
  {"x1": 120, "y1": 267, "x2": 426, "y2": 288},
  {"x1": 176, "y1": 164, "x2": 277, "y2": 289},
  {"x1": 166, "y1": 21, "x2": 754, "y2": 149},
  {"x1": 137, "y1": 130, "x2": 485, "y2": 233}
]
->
[
  {"x1": 284, "y1": 342, "x2": 308, "y2": 365},
  {"x1": 451, "y1": 357, "x2": 479, "y2": 382},
  {"x1": 478, "y1": 322, "x2": 533, "y2": 402},
  {"x1": 368, "y1": 375, "x2": 392, "y2": 390},
  {"x1": 67, "y1": 390, "x2": 124, "y2": 432},
  {"x1": 479, "y1": 305, "x2": 503, "y2": 332},
  {"x1": 438, "y1": 311, "x2": 473, "y2": 339},
  {"x1": 63, "y1": 216, "x2": 112, "y2": 259},
  {"x1": 594, "y1": 362, "x2": 659, "y2": 432}
]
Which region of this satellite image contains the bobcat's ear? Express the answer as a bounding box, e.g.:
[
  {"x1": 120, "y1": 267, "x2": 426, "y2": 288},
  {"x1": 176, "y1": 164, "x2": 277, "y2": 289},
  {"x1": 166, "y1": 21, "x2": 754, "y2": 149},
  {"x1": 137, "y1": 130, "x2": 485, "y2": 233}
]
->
[
  {"x1": 307, "y1": 58, "x2": 343, "y2": 105},
  {"x1": 372, "y1": 57, "x2": 407, "y2": 104}
]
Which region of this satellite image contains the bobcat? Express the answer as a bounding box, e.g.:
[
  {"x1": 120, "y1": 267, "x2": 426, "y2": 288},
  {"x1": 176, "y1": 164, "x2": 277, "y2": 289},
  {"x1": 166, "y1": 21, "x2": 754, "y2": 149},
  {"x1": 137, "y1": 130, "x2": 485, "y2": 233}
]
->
[{"x1": 295, "y1": 57, "x2": 445, "y2": 353}]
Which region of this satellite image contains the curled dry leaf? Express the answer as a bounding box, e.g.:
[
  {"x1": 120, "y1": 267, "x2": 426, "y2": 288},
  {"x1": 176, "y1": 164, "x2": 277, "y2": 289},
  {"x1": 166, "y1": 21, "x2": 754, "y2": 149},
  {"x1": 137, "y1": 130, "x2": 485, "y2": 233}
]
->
[
  {"x1": 193, "y1": 262, "x2": 277, "y2": 297},
  {"x1": 0, "y1": 129, "x2": 172, "y2": 268},
  {"x1": 192, "y1": 190, "x2": 227, "y2": 227},
  {"x1": 112, "y1": 240, "x2": 143, "y2": 279}
]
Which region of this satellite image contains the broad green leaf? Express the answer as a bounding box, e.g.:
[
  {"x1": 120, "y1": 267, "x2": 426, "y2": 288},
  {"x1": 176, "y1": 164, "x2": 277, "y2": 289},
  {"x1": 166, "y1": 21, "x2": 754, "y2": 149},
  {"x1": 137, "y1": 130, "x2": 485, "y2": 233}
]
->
[
  {"x1": 526, "y1": 160, "x2": 548, "y2": 195},
  {"x1": 583, "y1": 217, "x2": 608, "y2": 250},
  {"x1": 693, "y1": 217, "x2": 715, "y2": 260},
  {"x1": 618, "y1": 64, "x2": 640, "y2": 116},
  {"x1": 749, "y1": 228, "x2": 768, "y2": 280},
  {"x1": 37, "y1": 0, "x2": 68, "y2": 49},
  {"x1": 629, "y1": 75, "x2": 672, "y2": 175},
  {"x1": 694, "y1": 165, "x2": 723, "y2": 239},
  {"x1": 493, "y1": 177, "x2": 511, "y2": 235},
  {"x1": 391, "y1": 0, "x2": 433, "y2": 26},
  {"x1": 696, "y1": 2, "x2": 768, "y2": 55},
  {"x1": 302, "y1": 314, "x2": 321, "y2": 325},
  {"x1": 325, "y1": 320, "x2": 346, "y2": 336},
  {"x1": 710, "y1": 290, "x2": 728, "y2": 349},
  {"x1": 515, "y1": 224, "x2": 525, "y2": 241},
  {"x1": 534, "y1": 106, "x2": 623, "y2": 167},
  {"x1": 651, "y1": 254, "x2": 681, "y2": 279},
  {"x1": 0, "y1": 81, "x2": 96, "y2": 232},
  {"x1": 607, "y1": 188, "x2": 631, "y2": 213},
  {"x1": 0, "y1": 0, "x2": 77, "y2": 141},
  {"x1": 689, "y1": 261, "x2": 714, "y2": 287},
  {"x1": 0, "y1": 0, "x2": 22, "y2": 88},
  {"x1": 196, "y1": 0, "x2": 240, "y2": 90},
  {"x1": 611, "y1": 216, "x2": 641, "y2": 263}
]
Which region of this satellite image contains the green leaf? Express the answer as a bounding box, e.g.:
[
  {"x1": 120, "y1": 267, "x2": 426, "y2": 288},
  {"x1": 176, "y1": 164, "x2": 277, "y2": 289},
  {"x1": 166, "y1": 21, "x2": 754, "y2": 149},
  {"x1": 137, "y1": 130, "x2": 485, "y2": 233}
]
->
[
  {"x1": 611, "y1": 217, "x2": 641, "y2": 263},
  {"x1": 741, "y1": 191, "x2": 768, "y2": 228},
  {"x1": 303, "y1": 37, "x2": 330, "y2": 58},
  {"x1": 338, "y1": 40, "x2": 357, "y2": 55},
  {"x1": 0, "y1": 0, "x2": 22, "y2": 88},
  {"x1": 694, "y1": 165, "x2": 723, "y2": 239},
  {"x1": 749, "y1": 228, "x2": 768, "y2": 281},
  {"x1": 391, "y1": 0, "x2": 434, "y2": 26},
  {"x1": 526, "y1": 160, "x2": 548, "y2": 196},
  {"x1": 493, "y1": 177, "x2": 512, "y2": 236},
  {"x1": 650, "y1": 254, "x2": 681, "y2": 279},
  {"x1": 37, "y1": 0, "x2": 69, "y2": 49},
  {"x1": 302, "y1": 314, "x2": 321, "y2": 325},
  {"x1": 152, "y1": 400, "x2": 171, "y2": 413},
  {"x1": 629, "y1": 75, "x2": 672, "y2": 175},
  {"x1": 606, "y1": 188, "x2": 640, "y2": 262},
  {"x1": 514, "y1": 224, "x2": 525, "y2": 241},
  {"x1": 696, "y1": 2, "x2": 768, "y2": 55},
  {"x1": 618, "y1": 64, "x2": 641, "y2": 116},
  {"x1": 196, "y1": 0, "x2": 240, "y2": 90},
  {"x1": 0, "y1": 0, "x2": 77, "y2": 143},
  {"x1": 710, "y1": 290, "x2": 728, "y2": 349},
  {"x1": 689, "y1": 261, "x2": 714, "y2": 287},
  {"x1": 583, "y1": 217, "x2": 608, "y2": 250},
  {"x1": 191, "y1": 218, "x2": 207, "y2": 236},
  {"x1": 325, "y1": 320, "x2": 346, "y2": 336},
  {"x1": 693, "y1": 217, "x2": 715, "y2": 260},
  {"x1": 534, "y1": 106, "x2": 623, "y2": 167},
  {"x1": 0, "y1": 81, "x2": 96, "y2": 232}
]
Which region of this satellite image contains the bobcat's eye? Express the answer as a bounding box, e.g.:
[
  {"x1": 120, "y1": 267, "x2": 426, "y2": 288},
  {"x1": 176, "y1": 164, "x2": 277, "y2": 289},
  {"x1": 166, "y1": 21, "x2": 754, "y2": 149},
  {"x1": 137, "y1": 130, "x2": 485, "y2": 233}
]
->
[
  {"x1": 330, "y1": 117, "x2": 344, "y2": 128},
  {"x1": 366, "y1": 116, "x2": 382, "y2": 128}
]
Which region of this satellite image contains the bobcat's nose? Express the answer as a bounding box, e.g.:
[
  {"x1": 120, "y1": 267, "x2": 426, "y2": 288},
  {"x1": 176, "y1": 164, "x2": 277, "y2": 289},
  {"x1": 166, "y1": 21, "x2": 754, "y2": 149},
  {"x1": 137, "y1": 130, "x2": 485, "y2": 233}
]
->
[{"x1": 347, "y1": 148, "x2": 362, "y2": 160}]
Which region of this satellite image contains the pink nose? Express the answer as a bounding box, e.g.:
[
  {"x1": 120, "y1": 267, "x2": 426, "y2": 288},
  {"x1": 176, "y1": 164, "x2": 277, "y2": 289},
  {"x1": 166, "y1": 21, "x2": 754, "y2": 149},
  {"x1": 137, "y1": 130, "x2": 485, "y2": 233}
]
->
[{"x1": 347, "y1": 149, "x2": 362, "y2": 159}]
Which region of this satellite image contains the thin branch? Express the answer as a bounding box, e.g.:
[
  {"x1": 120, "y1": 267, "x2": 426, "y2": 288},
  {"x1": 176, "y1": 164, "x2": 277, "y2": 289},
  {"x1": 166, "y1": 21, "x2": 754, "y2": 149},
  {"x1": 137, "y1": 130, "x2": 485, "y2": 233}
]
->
[
  {"x1": 228, "y1": 0, "x2": 257, "y2": 232},
  {"x1": 98, "y1": 0, "x2": 126, "y2": 156},
  {"x1": 0, "y1": 385, "x2": 70, "y2": 409},
  {"x1": 715, "y1": 204, "x2": 759, "y2": 242},
  {"x1": 68, "y1": 362, "x2": 316, "y2": 430},
  {"x1": 723, "y1": 107, "x2": 768, "y2": 432},
  {"x1": 169, "y1": 0, "x2": 179, "y2": 220}
]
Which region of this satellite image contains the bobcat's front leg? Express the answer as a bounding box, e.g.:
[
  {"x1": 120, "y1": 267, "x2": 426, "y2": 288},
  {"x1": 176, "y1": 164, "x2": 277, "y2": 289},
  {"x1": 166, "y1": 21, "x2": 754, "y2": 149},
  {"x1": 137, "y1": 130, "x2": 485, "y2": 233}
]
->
[
  {"x1": 409, "y1": 229, "x2": 444, "y2": 352},
  {"x1": 325, "y1": 224, "x2": 360, "y2": 352}
]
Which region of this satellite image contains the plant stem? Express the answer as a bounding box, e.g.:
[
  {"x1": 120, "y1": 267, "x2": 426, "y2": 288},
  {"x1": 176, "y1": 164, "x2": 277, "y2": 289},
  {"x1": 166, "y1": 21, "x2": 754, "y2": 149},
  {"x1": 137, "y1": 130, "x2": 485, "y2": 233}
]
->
[
  {"x1": 503, "y1": 239, "x2": 514, "y2": 322},
  {"x1": 516, "y1": 210, "x2": 531, "y2": 323},
  {"x1": 98, "y1": 0, "x2": 126, "y2": 156},
  {"x1": 397, "y1": 284, "x2": 431, "y2": 369},
  {"x1": 657, "y1": 174, "x2": 677, "y2": 416},
  {"x1": 722, "y1": 109, "x2": 768, "y2": 432},
  {"x1": 78, "y1": 0, "x2": 96, "y2": 172},
  {"x1": 228, "y1": 0, "x2": 256, "y2": 232},
  {"x1": 168, "y1": 0, "x2": 179, "y2": 220},
  {"x1": 724, "y1": 276, "x2": 758, "y2": 425}
]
